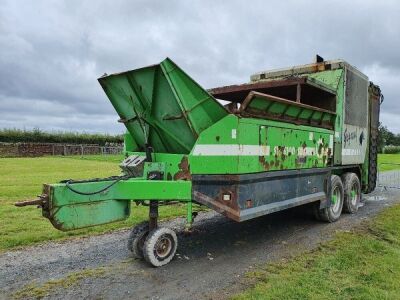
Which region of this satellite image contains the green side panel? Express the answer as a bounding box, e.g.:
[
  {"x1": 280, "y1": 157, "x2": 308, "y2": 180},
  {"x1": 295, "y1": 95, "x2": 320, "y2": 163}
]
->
[
  {"x1": 98, "y1": 58, "x2": 227, "y2": 154},
  {"x1": 50, "y1": 200, "x2": 131, "y2": 231},
  {"x1": 334, "y1": 71, "x2": 344, "y2": 164},
  {"x1": 190, "y1": 115, "x2": 240, "y2": 173},
  {"x1": 255, "y1": 123, "x2": 332, "y2": 171},
  {"x1": 190, "y1": 115, "x2": 333, "y2": 174},
  {"x1": 308, "y1": 69, "x2": 344, "y2": 165},
  {"x1": 307, "y1": 69, "x2": 343, "y2": 90}
]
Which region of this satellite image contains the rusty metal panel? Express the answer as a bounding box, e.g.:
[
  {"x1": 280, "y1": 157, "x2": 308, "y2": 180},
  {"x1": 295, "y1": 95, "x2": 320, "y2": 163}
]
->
[
  {"x1": 209, "y1": 77, "x2": 336, "y2": 104},
  {"x1": 192, "y1": 168, "x2": 331, "y2": 222},
  {"x1": 239, "y1": 91, "x2": 336, "y2": 130}
]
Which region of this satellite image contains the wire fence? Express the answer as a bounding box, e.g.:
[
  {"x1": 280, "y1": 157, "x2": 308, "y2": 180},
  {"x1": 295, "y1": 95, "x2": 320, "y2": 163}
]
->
[{"x1": 377, "y1": 163, "x2": 400, "y2": 189}]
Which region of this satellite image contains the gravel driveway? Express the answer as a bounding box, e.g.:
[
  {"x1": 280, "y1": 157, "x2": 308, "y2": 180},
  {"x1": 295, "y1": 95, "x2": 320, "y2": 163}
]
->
[{"x1": 1, "y1": 187, "x2": 399, "y2": 300}]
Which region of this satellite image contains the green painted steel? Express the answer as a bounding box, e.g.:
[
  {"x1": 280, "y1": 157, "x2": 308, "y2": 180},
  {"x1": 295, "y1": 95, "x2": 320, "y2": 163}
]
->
[
  {"x1": 98, "y1": 58, "x2": 227, "y2": 154},
  {"x1": 50, "y1": 179, "x2": 191, "y2": 206},
  {"x1": 23, "y1": 58, "x2": 380, "y2": 233},
  {"x1": 48, "y1": 200, "x2": 131, "y2": 231},
  {"x1": 308, "y1": 69, "x2": 344, "y2": 165},
  {"x1": 241, "y1": 92, "x2": 335, "y2": 129},
  {"x1": 124, "y1": 152, "x2": 186, "y2": 181},
  {"x1": 45, "y1": 178, "x2": 192, "y2": 231},
  {"x1": 189, "y1": 115, "x2": 333, "y2": 174}
]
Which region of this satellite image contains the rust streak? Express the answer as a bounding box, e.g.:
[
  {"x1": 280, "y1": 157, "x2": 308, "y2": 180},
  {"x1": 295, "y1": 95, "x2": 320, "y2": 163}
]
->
[
  {"x1": 259, "y1": 156, "x2": 270, "y2": 170},
  {"x1": 173, "y1": 156, "x2": 192, "y2": 181}
]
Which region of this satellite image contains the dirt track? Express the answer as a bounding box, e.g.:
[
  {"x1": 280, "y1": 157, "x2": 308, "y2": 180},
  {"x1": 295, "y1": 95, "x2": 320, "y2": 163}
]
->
[{"x1": 1, "y1": 188, "x2": 398, "y2": 300}]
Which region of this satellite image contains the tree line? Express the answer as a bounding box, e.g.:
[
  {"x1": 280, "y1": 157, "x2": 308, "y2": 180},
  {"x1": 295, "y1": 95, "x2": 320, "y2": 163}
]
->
[
  {"x1": 0, "y1": 123, "x2": 398, "y2": 152},
  {"x1": 378, "y1": 123, "x2": 400, "y2": 153},
  {"x1": 0, "y1": 128, "x2": 123, "y2": 146}
]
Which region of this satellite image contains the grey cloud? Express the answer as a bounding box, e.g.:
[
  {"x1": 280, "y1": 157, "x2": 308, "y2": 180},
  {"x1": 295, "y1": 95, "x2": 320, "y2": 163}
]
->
[{"x1": 0, "y1": 0, "x2": 400, "y2": 133}]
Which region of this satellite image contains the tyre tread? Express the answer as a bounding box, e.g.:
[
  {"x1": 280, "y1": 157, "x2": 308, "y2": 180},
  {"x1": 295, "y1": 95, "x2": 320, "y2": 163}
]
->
[
  {"x1": 143, "y1": 227, "x2": 178, "y2": 267},
  {"x1": 315, "y1": 175, "x2": 344, "y2": 223},
  {"x1": 342, "y1": 172, "x2": 360, "y2": 214},
  {"x1": 127, "y1": 221, "x2": 149, "y2": 259}
]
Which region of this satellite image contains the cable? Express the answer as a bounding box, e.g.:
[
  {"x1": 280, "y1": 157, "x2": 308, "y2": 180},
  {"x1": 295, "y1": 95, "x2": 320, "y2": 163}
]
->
[{"x1": 63, "y1": 175, "x2": 130, "y2": 196}]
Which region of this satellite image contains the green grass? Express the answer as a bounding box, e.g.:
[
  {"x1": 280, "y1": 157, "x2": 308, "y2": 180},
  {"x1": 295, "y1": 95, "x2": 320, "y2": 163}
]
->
[
  {"x1": 13, "y1": 268, "x2": 107, "y2": 299},
  {"x1": 378, "y1": 154, "x2": 400, "y2": 171},
  {"x1": 233, "y1": 203, "x2": 400, "y2": 300},
  {"x1": 0, "y1": 155, "x2": 190, "y2": 251},
  {"x1": 60, "y1": 154, "x2": 125, "y2": 163}
]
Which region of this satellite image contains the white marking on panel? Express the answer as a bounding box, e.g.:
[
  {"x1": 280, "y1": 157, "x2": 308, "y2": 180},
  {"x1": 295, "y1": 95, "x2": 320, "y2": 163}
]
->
[
  {"x1": 341, "y1": 124, "x2": 368, "y2": 164},
  {"x1": 309, "y1": 132, "x2": 314, "y2": 141},
  {"x1": 342, "y1": 148, "x2": 362, "y2": 156},
  {"x1": 193, "y1": 144, "x2": 334, "y2": 158},
  {"x1": 297, "y1": 147, "x2": 316, "y2": 156},
  {"x1": 231, "y1": 129, "x2": 237, "y2": 139},
  {"x1": 192, "y1": 144, "x2": 270, "y2": 156},
  {"x1": 335, "y1": 131, "x2": 340, "y2": 138},
  {"x1": 329, "y1": 135, "x2": 333, "y2": 148}
]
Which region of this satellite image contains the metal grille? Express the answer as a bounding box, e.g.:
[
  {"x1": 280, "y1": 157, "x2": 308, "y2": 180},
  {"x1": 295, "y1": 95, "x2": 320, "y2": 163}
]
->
[{"x1": 344, "y1": 69, "x2": 368, "y2": 127}]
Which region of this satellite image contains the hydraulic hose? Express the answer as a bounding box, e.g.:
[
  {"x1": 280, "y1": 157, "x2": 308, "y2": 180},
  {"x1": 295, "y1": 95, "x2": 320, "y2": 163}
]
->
[{"x1": 62, "y1": 175, "x2": 130, "y2": 196}]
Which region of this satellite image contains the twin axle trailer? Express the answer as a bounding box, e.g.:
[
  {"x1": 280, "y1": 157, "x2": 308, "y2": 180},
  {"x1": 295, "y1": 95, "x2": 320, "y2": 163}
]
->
[{"x1": 17, "y1": 57, "x2": 382, "y2": 267}]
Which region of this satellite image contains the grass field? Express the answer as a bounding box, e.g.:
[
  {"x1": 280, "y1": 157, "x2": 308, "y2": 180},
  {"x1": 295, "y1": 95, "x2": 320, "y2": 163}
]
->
[
  {"x1": 0, "y1": 153, "x2": 399, "y2": 252},
  {"x1": 378, "y1": 154, "x2": 400, "y2": 171},
  {"x1": 233, "y1": 203, "x2": 400, "y2": 299},
  {"x1": 0, "y1": 155, "x2": 190, "y2": 251},
  {"x1": 232, "y1": 154, "x2": 400, "y2": 299}
]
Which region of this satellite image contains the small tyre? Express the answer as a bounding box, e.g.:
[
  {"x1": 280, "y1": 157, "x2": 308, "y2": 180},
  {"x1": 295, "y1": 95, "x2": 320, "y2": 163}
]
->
[
  {"x1": 127, "y1": 221, "x2": 149, "y2": 259},
  {"x1": 143, "y1": 227, "x2": 178, "y2": 267},
  {"x1": 341, "y1": 172, "x2": 361, "y2": 214},
  {"x1": 316, "y1": 175, "x2": 344, "y2": 223}
]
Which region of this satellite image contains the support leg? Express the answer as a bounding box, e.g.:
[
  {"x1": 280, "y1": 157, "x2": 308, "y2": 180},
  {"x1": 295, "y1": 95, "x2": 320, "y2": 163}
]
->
[
  {"x1": 149, "y1": 200, "x2": 158, "y2": 231},
  {"x1": 185, "y1": 201, "x2": 193, "y2": 231}
]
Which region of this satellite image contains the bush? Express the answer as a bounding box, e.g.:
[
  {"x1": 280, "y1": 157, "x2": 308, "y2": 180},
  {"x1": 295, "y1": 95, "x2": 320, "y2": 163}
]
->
[
  {"x1": 0, "y1": 128, "x2": 123, "y2": 146},
  {"x1": 383, "y1": 145, "x2": 400, "y2": 154}
]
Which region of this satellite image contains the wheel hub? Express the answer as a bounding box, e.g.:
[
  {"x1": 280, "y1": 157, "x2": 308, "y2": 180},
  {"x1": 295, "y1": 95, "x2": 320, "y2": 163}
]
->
[
  {"x1": 331, "y1": 186, "x2": 341, "y2": 213},
  {"x1": 155, "y1": 235, "x2": 173, "y2": 258},
  {"x1": 350, "y1": 183, "x2": 359, "y2": 206}
]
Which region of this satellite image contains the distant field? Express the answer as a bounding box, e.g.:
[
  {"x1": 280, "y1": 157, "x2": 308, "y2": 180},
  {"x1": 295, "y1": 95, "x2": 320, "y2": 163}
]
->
[
  {"x1": 61, "y1": 154, "x2": 125, "y2": 163},
  {"x1": 378, "y1": 154, "x2": 400, "y2": 171},
  {"x1": 0, "y1": 155, "x2": 189, "y2": 251}
]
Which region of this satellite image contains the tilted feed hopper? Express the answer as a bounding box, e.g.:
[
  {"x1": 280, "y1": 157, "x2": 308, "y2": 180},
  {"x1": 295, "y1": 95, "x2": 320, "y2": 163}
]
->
[
  {"x1": 99, "y1": 58, "x2": 228, "y2": 154},
  {"x1": 16, "y1": 57, "x2": 382, "y2": 267}
]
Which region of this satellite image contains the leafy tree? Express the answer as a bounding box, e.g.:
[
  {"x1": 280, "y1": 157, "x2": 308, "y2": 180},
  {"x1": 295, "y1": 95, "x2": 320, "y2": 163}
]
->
[
  {"x1": 378, "y1": 122, "x2": 400, "y2": 152},
  {"x1": 378, "y1": 122, "x2": 393, "y2": 152}
]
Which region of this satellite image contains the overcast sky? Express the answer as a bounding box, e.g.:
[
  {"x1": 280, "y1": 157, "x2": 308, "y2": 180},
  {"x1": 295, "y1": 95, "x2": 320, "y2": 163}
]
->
[{"x1": 1, "y1": 0, "x2": 399, "y2": 134}]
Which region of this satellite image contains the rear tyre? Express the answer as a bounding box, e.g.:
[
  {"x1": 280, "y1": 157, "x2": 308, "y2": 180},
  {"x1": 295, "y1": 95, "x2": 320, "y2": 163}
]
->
[
  {"x1": 316, "y1": 175, "x2": 344, "y2": 223},
  {"x1": 312, "y1": 202, "x2": 321, "y2": 221},
  {"x1": 143, "y1": 227, "x2": 178, "y2": 267},
  {"x1": 127, "y1": 221, "x2": 149, "y2": 259},
  {"x1": 342, "y1": 173, "x2": 361, "y2": 214}
]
